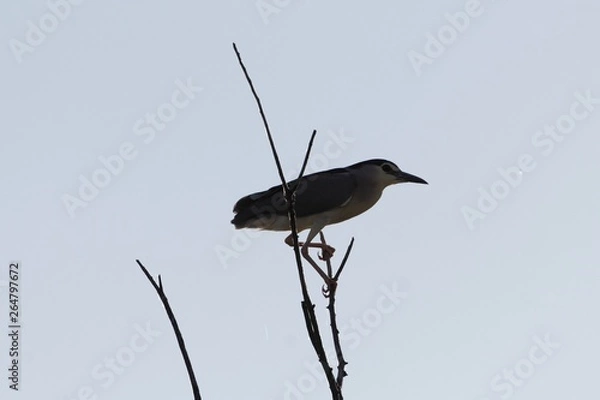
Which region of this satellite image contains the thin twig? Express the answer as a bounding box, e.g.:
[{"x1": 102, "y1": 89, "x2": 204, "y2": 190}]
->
[
  {"x1": 295, "y1": 130, "x2": 317, "y2": 184},
  {"x1": 319, "y1": 233, "x2": 353, "y2": 388},
  {"x1": 232, "y1": 43, "x2": 341, "y2": 400},
  {"x1": 136, "y1": 260, "x2": 202, "y2": 400},
  {"x1": 334, "y1": 238, "x2": 354, "y2": 281},
  {"x1": 232, "y1": 43, "x2": 287, "y2": 192}
]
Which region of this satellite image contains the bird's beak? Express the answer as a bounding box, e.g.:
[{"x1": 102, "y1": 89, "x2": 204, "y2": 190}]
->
[{"x1": 395, "y1": 170, "x2": 428, "y2": 184}]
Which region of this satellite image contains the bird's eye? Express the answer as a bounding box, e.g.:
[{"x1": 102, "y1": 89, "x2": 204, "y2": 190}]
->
[{"x1": 381, "y1": 164, "x2": 393, "y2": 173}]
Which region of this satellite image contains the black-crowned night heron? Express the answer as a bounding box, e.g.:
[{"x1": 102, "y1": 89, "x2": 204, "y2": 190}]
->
[{"x1": 231, "y1": 159, "x2": 427, "y2": 279}]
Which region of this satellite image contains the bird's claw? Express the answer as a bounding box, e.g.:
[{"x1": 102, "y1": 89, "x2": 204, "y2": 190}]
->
[
  {"x1": 318, "y1": 245, "x2": 336, "y2": 261},
  {"x1": 321, "y1": 279, "x2": 337, "y2": 297}
]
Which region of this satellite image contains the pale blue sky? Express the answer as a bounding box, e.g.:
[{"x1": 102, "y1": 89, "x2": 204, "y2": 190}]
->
[{"x1": 1, "y1": 1, "x2": 599, "y2": 399}]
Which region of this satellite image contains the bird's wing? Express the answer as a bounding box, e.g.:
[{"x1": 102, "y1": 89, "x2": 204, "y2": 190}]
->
[
  {"x1": 292, "y1": 168, "x2": 356, "y2": 217},
  {"x1": 232, "y1": 168, "x2": 356, "y2": 218}
]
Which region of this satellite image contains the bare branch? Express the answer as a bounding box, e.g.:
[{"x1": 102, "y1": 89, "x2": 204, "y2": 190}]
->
[
  {"x1": 295, "y1": 130, "x2": 317, "y2": 184},
  {"x1": 233, "y1": 43, "x2": 341, "y2": 400},
  {"x1": 285, "y1": 135, "x2": 341, "y2": 398},
  {"x1": 136, "y1": 260, "x2": 202, "y2": 400},
  {"x1": 319, "y1": 232, "x2": 352, "y2": 389},
  {"x1": 232, "y1": 42, "x2": 288, "y2": 193},
  {"x1": 334, "y1": 238, "x2": 354, "y2": 281},
  {"x1": 285, "y1": 142, "x2": 342, "y2": 399}
]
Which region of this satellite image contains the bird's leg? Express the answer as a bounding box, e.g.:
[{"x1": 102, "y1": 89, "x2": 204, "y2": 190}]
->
[
  {"x1": 285, "y1": 233, "x2": 336, "y2": 291},
  {"x1": 301, "y1": 245, "x2": 335, "y2": 283},
  {"x1": 285, "y1": 234, "x2": 336, "y2": 260}
]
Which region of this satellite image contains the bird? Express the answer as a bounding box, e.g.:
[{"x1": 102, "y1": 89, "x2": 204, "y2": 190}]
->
[{"x1": 231, "y1": 159, "x2": 427, "y2": 281}]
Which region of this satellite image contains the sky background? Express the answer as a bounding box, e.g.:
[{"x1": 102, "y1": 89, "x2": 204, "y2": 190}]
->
[{"x1": 1, "y1": 1, "x2": 599, "y2": 399}]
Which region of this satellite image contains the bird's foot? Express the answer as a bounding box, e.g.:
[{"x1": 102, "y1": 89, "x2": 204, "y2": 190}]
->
[
  {"x1": 321, "y1": 278, "x2": 337, "y2": 297},
  {"x1": 318, "y1": 245, "x2": 336, "y2": 261}
]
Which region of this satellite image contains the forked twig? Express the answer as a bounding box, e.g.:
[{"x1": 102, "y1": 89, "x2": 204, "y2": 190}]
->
[{"x1": 233, "y1": 43, "x2": 341, "y2": 400}]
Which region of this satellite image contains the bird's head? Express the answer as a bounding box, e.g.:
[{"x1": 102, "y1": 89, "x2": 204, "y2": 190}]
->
[{"x1": 349, "y1": 159, "x2": 428, "y2": 188}]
